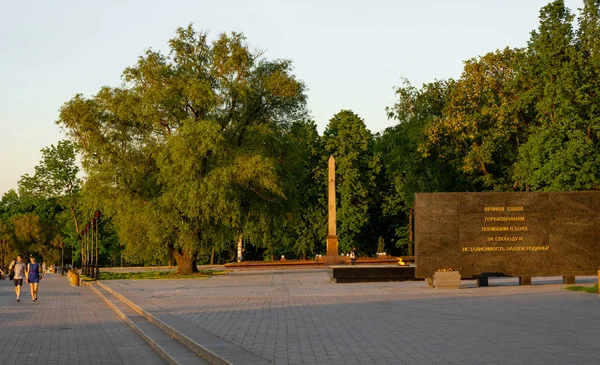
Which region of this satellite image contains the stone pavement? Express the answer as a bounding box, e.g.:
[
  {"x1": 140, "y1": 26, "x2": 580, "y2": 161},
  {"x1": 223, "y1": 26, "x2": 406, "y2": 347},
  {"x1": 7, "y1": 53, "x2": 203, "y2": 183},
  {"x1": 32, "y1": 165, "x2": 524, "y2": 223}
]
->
[
  {"x1": 0, "y1": 274, "x2": 166, "y2": 365},
  {"x1": 104, "y1": 270, "x2": 600, "y2": 365}
]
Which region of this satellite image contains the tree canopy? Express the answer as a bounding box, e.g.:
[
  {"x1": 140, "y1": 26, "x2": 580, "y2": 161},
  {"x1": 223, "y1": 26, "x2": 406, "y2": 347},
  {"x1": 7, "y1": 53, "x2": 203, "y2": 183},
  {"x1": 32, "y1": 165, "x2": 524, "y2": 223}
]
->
[{"x1": 2, "y1": 1, "x2": 599, "y2": 268}]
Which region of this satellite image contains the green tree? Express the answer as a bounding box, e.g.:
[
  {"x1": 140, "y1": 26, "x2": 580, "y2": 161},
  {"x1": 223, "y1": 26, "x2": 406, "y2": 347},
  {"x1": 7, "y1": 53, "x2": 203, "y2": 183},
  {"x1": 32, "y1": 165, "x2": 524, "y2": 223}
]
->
[
  {"x1": 17, "y1": 140, "x2": 83, "y2": 266},
  {"x1": 289, "y1": 120, "x2": 327, "y2": 259},
  {"x1": 420, "y1": 48, "x2": 533, "y2": 191},
  {"x1": 323, "y1": 110, "x2": 380, "y2": 253},
  {"x1": 515, "y1": 0, "x2": 597, "y2": 190},
  {"x1": 379, "y1": 79, "x2": 455, "y2": 254},
  {"x1": 57, "y1": 25, "x2": 307, "y2": 272}
]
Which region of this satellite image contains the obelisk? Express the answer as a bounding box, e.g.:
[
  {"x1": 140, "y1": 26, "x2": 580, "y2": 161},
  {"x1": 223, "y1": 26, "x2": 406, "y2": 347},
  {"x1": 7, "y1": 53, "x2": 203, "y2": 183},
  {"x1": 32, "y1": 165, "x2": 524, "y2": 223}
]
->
[{"x1": 326, "y1": 155, "x2": 338, "y2": 257}]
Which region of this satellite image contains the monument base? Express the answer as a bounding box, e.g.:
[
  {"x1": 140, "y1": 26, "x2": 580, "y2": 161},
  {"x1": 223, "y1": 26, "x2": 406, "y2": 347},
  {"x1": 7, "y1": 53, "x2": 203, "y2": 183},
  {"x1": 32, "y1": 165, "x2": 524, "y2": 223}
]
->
[
  {"x1": 326, "y1": 235, "x2": 338, "y2": 256},
  {"x1": 324, "y1": 235, "x2": 344, "y2": 265},
  {"x1": 322, "y1": 255, "x2": 346, "y2": 265}
]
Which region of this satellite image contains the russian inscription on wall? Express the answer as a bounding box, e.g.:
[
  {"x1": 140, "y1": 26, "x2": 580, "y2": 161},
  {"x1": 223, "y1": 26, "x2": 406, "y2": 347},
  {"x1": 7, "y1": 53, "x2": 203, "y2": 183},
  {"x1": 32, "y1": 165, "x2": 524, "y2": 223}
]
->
[{"x1": 414, "y1": 192, "x2": 600, "y2": 279}]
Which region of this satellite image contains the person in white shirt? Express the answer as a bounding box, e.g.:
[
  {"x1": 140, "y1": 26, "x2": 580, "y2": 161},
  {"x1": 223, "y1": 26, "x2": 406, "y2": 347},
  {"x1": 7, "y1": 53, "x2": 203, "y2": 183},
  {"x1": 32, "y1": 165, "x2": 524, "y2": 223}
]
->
[{"x1": 9, "y1": 255, "x2": 27, "y2": 302}]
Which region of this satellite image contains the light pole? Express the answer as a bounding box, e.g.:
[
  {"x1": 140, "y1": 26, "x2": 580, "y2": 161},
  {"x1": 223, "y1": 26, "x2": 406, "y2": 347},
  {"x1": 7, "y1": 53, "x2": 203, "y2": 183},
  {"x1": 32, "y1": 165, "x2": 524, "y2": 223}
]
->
[
  {"x1": 90, "y1": 217, "x2": 95, "y2": 279},
  {"x1": 60, "y1": 238, "x2": 65, "y2": 275},
  {"x1": 85, "y1": 223, "x2": 90, "y2": 276},
  {"x1": 94, "y1": 210, "x2": 100, "y2": 280}
]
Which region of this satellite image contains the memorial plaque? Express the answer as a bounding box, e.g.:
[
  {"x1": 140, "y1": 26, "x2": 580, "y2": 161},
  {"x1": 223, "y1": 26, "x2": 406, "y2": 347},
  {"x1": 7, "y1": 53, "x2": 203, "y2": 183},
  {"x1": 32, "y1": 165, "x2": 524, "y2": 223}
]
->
[{"x1": 415, "y1": 192, "x2": 600, "y2": 279}]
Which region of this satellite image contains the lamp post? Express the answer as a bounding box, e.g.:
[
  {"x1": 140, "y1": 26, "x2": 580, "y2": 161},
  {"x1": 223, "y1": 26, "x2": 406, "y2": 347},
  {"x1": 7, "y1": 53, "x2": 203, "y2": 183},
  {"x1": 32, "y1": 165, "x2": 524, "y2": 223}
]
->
[
  {"x1": 82, "y1": 228, "x2": 86, "y2": 275},
  {"x1": 90, "y1": 217, "x2": 95, "y2": 279},
  {"x1": 60, "y1": 237, "x2": 65, "y2": 275},
  {"x1": 78, "y1": 230, "x2": 83, "y2": 272},
  {"x1": 94, "y1": 210, "x2": 100, "y2": 280},
  {"x1": 85, "y1": 223, "x2": 90, "y2": 276}
]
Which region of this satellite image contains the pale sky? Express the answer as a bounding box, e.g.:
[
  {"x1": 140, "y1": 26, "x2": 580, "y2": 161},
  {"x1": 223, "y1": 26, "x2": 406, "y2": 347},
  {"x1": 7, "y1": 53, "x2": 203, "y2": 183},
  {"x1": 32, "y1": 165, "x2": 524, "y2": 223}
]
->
[{"x1": 0, "y1": 0, "x2": 583, "y2": 196}]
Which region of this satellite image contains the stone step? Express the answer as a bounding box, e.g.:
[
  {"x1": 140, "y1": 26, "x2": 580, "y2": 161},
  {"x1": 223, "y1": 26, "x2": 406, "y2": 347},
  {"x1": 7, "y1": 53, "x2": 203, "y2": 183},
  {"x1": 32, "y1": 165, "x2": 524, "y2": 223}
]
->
[
  {"x1": 90, "y1": 283, "x2": 209, "y2": 365},
  {"x1": 96, "y1": 281, "x2": 272, "y2": 365}
]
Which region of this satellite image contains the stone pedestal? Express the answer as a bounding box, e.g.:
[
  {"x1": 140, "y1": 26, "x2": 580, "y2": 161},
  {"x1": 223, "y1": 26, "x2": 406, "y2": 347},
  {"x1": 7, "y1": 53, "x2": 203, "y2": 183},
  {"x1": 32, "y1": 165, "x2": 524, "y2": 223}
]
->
[
  {"x1": 326, "y1": 236, "x2": 338, "y2": 256},
  {"x1": 519, "y1": 276, "x2": 532, "y2": 285},
  {"x1": 476, "y1": 277, "x2": 489, "y2": 287},
  {"x1": 562, "y1": 276, "x2": 575, "y2": 284},
  {"x1": 433, "y1": 271, "x2": 461, "y2": 289},
  {"x1": 322, "y1": 255, "x2": 346, "y2": 265},
  {"x1": 323, "y1": 235, "x2": 345, "y2": 265}
]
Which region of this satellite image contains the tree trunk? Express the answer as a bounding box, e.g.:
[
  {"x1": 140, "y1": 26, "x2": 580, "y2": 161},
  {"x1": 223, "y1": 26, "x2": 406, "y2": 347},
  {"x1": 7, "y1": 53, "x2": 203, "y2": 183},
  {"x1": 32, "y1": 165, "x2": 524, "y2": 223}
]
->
[
  {"x1": 68, "y1": 202, "x2": 80, "y2": 235},
  {"x1": 237, "y1": 234, "x2": 243, "y2": 263},
  {"x1": 170, "y1": 248, "x2": 198, "y2": 274},
  {"x1": 408, "y1": 209, "x2": 414, "y2": 256},
  {"x1": 210, "y1": 246, "x2": 215, "y2": 265}
]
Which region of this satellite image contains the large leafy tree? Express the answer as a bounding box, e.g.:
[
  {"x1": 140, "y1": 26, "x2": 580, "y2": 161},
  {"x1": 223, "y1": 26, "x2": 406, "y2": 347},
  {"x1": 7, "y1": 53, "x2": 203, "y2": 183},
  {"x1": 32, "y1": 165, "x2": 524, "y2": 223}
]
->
[
  {"x1": 421, "y1": 48, "x2": 533, "y2": 191},
  {"x1": 323, "y1": 110, "x2": 380, "y2": 253},
  {"x1": 379, "y1": 79, "x2": 455, "y2": 254},
  {"x1": 18, "y1": 140, "x2": 83, "y2": 259},
  {"x1": 515, "y1": 0, "x2": 599, "y2": 190},
  {"x1": 289, "y1": 119, "x2": 327, "y2": 259},
  {"x1": 57, "y1": 25, "x2": 307, "y2": 272}
]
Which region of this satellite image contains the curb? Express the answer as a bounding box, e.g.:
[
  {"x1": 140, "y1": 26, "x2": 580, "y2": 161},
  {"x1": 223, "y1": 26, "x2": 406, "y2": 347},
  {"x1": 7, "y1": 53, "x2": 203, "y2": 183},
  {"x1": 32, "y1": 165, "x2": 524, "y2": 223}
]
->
[
  {"x1": 89, "y1": 283, "x2": 181, "y2": 365},
  {"x1": 96, "y1": 281, "x2": 234, "y2": 365}
]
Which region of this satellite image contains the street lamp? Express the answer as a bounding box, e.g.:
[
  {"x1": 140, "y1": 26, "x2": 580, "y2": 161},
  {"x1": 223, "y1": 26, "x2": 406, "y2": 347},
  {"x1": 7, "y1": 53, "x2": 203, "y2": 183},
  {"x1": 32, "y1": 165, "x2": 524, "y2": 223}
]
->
[
  {"x1": 90, "y1": 216, "x2": 95, "y2": 279},
  {"x1": 85, "y1": 223, "x2": 90, "y2": 276},
  {"x1": 94, "y1": 210, "x2": 101, "y2": 280}
]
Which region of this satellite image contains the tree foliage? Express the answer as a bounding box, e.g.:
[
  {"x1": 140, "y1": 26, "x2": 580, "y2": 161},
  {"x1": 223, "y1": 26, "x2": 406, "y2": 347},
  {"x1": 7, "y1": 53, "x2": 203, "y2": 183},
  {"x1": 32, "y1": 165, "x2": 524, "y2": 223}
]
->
[
  {"x1": 4, "y1": 1, "x2": 599, "y2": 265},
  {"x1": 56, "y1": 25, "x2": 307, "y2": 272}
]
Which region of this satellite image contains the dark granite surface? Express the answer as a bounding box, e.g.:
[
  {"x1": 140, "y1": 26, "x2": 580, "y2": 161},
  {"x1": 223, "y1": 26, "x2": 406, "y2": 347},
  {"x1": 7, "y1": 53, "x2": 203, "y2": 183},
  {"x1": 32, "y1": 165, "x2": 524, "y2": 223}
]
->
[
  {"x1": 415, "y1": 192, "x2": 600, "y2": 278},
  {"x1": 329, "y1": 266, "x2": 417, "y2": 283}
]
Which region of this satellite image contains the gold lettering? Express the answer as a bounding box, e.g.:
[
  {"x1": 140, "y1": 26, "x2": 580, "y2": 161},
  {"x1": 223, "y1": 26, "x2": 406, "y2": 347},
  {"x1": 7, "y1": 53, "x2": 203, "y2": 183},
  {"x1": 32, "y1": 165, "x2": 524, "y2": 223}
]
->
[
  {"x1": 462, "y1": 245, "x2": 549, "y2": 252},
  {"x1": 483, "y1": 216, "x2": 525, "y2": 222},
  {"x1": 492, "y1": 236, "x2": 524, "y2": 242},
  {"x1": 509, "y1": 226, "x2": 528, "y2": 232},
  {"x1": 507, "y1": 206, "x2": 524, "y2": 212},
  {"x1": 484, "y1": 206, "x2": 505, "y2": 212},
  {"x1": 481, "y1": 226, "x2": 509, "y2": 232}
]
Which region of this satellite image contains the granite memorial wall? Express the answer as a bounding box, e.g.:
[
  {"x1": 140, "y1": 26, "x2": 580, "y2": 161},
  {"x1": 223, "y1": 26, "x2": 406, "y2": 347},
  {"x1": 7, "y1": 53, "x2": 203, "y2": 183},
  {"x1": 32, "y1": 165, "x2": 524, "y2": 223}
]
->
[{"x1": 415, "y1": 192, "x2": 600, "y2": 279}]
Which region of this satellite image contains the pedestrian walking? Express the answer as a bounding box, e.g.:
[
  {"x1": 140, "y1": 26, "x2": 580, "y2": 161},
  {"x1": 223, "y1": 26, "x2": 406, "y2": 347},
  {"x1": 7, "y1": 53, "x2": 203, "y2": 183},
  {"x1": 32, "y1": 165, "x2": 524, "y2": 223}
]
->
[
  {"x1": 350, "y1": 246, "x2": 357, "y2": 266},
  {"x1": 8, "y1": 258, "x2": 15, "y2": 280},
  {"x1": 9, "y1": 255, "x2": 26, "y2": 302},
  {"x1": 26, "y1": 255, "x2": 42, "y2": 302}
]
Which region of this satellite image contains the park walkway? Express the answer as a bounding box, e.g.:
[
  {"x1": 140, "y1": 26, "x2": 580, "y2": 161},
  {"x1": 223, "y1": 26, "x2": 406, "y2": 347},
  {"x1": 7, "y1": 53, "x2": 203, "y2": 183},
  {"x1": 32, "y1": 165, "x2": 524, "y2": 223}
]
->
[
  {"x1": 0, "y1": 274, "x2": 165, "y2": 365},
  {"x1": 103, "y1": 270, "x2": 599, "y2": 365}
]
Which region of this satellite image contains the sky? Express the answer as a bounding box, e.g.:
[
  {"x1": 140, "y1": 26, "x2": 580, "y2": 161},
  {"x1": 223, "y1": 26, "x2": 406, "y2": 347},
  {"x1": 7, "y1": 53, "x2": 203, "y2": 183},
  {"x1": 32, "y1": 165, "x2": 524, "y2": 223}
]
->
[{"x1": 0, "y1": 0, "x2": 583, "y2": 196}]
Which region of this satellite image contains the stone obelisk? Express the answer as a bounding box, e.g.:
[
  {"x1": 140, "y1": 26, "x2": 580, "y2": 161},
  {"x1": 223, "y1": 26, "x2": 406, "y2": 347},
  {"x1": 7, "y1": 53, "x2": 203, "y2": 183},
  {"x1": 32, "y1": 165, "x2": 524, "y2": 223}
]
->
[{"x1": 326, "y1": 155, "x2": 339, "y2": 261}]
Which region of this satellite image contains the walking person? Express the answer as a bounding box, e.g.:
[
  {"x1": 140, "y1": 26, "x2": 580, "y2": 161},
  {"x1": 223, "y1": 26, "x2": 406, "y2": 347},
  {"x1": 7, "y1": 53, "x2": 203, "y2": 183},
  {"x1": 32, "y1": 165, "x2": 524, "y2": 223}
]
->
[
  {"x1": 9, "y1": 255, "x2": 26, "y2": 302},
  {"x1": 8, "y1": 258, "x2": 15, "y2": 280},
  {"x1": 26, "y1": 255, "x2": 42, "y2": 302}
]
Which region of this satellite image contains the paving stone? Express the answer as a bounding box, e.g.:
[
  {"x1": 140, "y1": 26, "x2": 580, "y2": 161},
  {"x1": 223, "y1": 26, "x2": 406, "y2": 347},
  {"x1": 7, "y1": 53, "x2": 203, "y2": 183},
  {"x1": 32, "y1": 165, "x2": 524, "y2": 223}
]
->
[
  {"x1": 0, "y1": 275, "x2": 165, "y2": 365},
  {"x1": 102, "y1": 270, "x2": 599, "y2": 365}
]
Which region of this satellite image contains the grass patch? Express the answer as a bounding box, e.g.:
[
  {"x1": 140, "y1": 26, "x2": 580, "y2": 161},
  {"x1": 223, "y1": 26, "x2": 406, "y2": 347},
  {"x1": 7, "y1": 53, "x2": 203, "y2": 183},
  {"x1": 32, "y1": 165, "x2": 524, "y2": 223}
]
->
[
  {"x1": 99, "y1": 270, "x2": 228, "y2": 280},
  {"x1": 77, "y1": 274, "x2": 95, "y2": 282},
  {"x1": 566, "y1": 284, "x2": 598, "y2": 294}
]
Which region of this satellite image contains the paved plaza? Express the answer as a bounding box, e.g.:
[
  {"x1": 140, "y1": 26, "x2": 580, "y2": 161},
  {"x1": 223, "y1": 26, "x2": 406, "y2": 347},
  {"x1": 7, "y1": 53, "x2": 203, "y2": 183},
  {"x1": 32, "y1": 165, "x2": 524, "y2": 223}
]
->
[
  {"x1": 0, "y1": 275, "x2": 165, "y2": 365},
  {"x1": 0, "y1": 270, "x2": 597, "y2": 365},
  {"x1": 102, "y1": 269, "x2": 599, "y2": 365}
]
